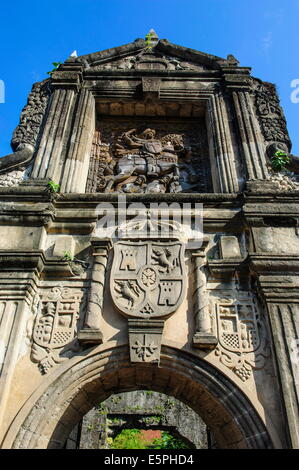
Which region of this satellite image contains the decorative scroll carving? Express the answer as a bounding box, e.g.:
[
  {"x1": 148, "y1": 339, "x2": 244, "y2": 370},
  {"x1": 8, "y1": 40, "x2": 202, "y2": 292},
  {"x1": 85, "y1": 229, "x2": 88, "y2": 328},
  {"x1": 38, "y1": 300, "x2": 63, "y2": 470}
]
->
[
  {"x1": 110, "y1": 241, "x2": 186, "y2": 319},
  {"x1": 31, "y1": 286, "x2": 85, "y2": 374},
  {"x1": 254, "y1": 81, "x2": 291, "y2": 151},
  {"x1": 86, "y1": 121, "x2": 212, "y2": 194},
  {"x1": 11, "y1": 79, "x2": 51, "y2": 151},
  {"x1": 90, "y1": 50, "x2": 208, "y2": 72},
  {"x1": 214, "y1": 297, "x2": 269, "y2": 381}
]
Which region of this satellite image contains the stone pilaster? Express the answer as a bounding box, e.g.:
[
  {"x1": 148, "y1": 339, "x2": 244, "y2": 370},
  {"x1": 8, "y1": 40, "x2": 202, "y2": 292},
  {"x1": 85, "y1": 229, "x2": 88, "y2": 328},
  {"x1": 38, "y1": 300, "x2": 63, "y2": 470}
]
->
[
  {"x1": 0, "y1": 253, "x2": 41, "y2": 441},
  {"x1": 31, "y1": 61, "x2": 83, "y2": 183},
  {"x1": 78, "y1": 238, "x2": 112, "y2": 344},
  {"x1": 208, "y1": 92, "x2": 240, "y2": 193},
  {"x1": 191, "y1": 245, "x2": 218, "y2": 349},
  {"x1": 250, "y1": 255, "x2": 299, "y2": 449},
  {"x1": 232, "y1": 89, "x2": 268, "y2": 180},
  {"x1": 60, "y1": 89, "x2": 95, "y2": 193}
]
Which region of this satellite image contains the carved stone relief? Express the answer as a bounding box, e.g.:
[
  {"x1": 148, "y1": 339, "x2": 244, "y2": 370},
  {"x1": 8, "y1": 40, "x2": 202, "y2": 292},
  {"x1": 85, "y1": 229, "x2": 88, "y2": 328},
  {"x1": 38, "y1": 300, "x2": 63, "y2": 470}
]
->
[
  {"x1": 212, "y1": 294, "x2": 270, "y2": 382},
  {"x1": 268, "y1": 169, "x2": 299, "y2": 190},
  {"x1": 254, "y1": 81, "x2": 291, "y2": 151},
  {"x1": 0, "y1": 168, "x2": 27, "y2": 188},
  {"x1": 86, "y1": 120, "x2": 212, "y2": 194},
  {"x1": 31, "y1": 286, "x2": 85, "y2": 374},
  {"x1": 128, "y1": 319, "x2": 164, "y2": 364},
  {"x1": 110, "y1": 241, "x2": 186, "y2": 319},
  {"x1": 11, "y1": 79, "x2": 51, "y2": 151},
  {"x1": 89, "y1": 50, "x2": 209, "y2": 72}
]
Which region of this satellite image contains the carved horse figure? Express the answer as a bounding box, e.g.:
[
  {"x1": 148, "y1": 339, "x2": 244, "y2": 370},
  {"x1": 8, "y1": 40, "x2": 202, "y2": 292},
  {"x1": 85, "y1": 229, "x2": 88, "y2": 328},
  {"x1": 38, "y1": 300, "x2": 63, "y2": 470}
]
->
[{"x1": 113, "y1": 129, "x2": 185, "y2": 185}]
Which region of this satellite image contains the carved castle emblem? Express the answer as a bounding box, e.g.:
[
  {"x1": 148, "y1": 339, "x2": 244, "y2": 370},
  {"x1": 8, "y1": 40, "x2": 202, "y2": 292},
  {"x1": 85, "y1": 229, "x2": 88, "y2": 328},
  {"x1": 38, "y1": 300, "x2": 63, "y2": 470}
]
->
[
  {"x1": 31, "y1": 287, "x2": 84, "y2": 374},
  {"x1": 110, "y1": 241, "x2": 186, "y2": 318},
  {"x1": 214, "y1": 299, "x2": 269, "y2": 382}
]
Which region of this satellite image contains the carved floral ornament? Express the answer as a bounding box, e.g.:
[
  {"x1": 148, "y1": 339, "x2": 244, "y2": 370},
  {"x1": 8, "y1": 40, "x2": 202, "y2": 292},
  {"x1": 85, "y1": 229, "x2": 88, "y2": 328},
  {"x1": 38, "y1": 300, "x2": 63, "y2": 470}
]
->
[{"x1": 254, "y1": 81, "x2": 291, "y2": 151}]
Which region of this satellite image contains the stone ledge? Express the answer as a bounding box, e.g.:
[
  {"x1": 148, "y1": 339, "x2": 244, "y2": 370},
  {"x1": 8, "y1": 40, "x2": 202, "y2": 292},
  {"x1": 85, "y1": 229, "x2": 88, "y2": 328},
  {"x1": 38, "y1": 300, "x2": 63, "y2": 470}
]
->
[
  {"x1": 77, "y1": 329, "x2": 103, "y2": 345},
  {"x1": 192, "y1": 332, "x2": 218, "y2": 350}
]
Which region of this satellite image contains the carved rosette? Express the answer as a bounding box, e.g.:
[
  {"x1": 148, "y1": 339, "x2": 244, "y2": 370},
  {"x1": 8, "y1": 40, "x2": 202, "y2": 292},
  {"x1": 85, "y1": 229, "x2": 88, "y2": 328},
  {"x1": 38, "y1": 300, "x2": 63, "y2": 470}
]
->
[
  {"x1": 213, "y1": 297, "x2": 270, "y2": 382},
  {"x1": 110, "y1": 240, "x2": 186, "y2": 364},
  {"x1": 31, "y1": 286, "x2": 85, "y2": 374}
]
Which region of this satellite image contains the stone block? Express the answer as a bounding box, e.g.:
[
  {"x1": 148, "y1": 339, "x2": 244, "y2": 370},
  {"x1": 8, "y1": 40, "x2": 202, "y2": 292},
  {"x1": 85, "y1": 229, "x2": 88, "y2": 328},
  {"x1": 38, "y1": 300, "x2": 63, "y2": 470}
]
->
[
  {"x1": 128, "y1": 319, "x2": 164, "y2": 364},
  {"x1": 193, "y1": 332, "x2": 218, "y2": 350},
  {"x1": 78, "y1": 329, "x2": 103, "y2": 345},
  {"x1": 219, "y1": 236, "x2": 241, "y2": 259},
  {"x1": 53, "y1": 235, "x2": 75, "y2": 258}
]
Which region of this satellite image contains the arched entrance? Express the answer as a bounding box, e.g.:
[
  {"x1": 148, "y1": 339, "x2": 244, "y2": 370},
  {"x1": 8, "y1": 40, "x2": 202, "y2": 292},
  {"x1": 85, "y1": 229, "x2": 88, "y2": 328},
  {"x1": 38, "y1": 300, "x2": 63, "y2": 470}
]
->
[{"x1": 2, "y1": 344, "x2": 273, "y2": 449}]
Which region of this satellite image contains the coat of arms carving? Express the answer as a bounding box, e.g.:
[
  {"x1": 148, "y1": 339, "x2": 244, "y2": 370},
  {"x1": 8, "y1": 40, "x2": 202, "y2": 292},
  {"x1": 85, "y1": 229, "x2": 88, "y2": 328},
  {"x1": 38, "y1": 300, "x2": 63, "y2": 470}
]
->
[
  {"x1": 214, "y1": 298, "x2": 269, "y2": 381},
  {"x1": 110, "y1": 241, "x2": 186, "y2": 318},
  {"x1": 31, "y1": 287, "x2": 85, "y2": 373}
]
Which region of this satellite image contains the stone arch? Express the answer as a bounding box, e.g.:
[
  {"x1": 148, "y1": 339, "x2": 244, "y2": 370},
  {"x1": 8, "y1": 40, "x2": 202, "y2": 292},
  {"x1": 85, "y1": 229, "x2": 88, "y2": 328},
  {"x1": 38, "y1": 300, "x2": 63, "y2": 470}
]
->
[{"x1": 3, "y1": 344, "x2": 273, "y2": 449}]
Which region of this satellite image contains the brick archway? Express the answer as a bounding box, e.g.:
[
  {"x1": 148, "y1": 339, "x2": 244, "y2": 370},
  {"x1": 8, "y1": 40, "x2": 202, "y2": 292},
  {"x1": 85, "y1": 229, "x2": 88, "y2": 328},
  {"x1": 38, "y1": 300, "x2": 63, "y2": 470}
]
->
[{"x1": 3, "y1": 344, "x2": 273, "y2": 449}]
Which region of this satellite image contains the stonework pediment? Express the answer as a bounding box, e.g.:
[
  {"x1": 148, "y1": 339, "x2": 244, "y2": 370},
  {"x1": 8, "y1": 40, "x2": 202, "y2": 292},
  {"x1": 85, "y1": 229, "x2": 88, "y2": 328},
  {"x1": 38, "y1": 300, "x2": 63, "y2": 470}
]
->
[
  {"x1": 79, "y1": 38, "x2": 227, "y2": 73},
  {"x1": 87, "y1": 50, "x2": 210, "y2": 72}
]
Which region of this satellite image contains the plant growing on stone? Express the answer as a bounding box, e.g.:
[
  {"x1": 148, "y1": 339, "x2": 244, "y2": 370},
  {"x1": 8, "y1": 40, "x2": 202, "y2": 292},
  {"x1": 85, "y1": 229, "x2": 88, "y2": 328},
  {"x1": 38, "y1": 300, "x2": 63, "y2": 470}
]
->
[
  {"x1": 145, "y1": 32, "x2": 154, "y2": 49},
  {"x1": 46, "y1": 180, "x2": 60, "y2": 193},
  {"x1": 270, "y1": 151, "x2": 291, "y2": 172},
  {"x1": 149, "y1": 431, "x2": 191, "y2": 449},
  {"x1": 62, "y1": 251, "x2": 74, "y2": 262},
  {"x1": 47, "y1": 62, "x2": 62, "y2": 75}
]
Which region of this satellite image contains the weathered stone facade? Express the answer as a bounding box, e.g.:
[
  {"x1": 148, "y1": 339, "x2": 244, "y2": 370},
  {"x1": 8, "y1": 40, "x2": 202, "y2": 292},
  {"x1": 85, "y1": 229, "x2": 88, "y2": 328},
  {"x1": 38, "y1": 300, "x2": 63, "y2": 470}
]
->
[{"x1": 0, "y1": 31, "x2": 298, "y2": 449}]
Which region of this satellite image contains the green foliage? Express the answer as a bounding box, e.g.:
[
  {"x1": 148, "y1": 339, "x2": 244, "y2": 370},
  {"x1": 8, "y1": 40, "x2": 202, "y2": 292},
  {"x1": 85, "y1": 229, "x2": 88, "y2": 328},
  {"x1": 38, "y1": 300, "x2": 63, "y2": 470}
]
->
[
  {"x1": 154, "y1": 405, "x2": 164, "y2": 413},
  {"x1": 149, "y1": 431, "x2": 191, "y2": 449},
  {"x1": 86, "y1": 423, "x2": 95, "y2": 432},
  {"x1": 46, "y1": 180, "x2": 60, "y2": 193},
  {"x1": 145, "y1": 32, "x2": 154, "y2": 49},
  {"x1": 110, "y1": 417, "x2": 122, "y2": 424},
  {"x1": 62, "y1": 251, "x2": 74, "y2": 262},
  {"x1": 165, "y1": 398, "x2": 175, "y2": 409},
  {"x1": 47, "y1": 62, "x2": 62, "y2": 75},
  {"x1": 142, "y1": 415, "x2": 162, "y2": 425},
  {"x1": 110, "y1": 429, "x2": 147, "y2": 449},
  {"x1": 270, "y1": 151, "x2": 291, "y2": 172},
  {"x1": 109, "y1": 429, "x2": 191, "y2": 449}
]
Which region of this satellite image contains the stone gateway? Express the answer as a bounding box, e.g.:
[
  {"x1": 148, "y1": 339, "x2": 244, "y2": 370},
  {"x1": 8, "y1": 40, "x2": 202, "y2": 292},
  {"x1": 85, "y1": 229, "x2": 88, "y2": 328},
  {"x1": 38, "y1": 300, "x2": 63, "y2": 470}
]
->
[{"x1": 0, "y1": 30, "x2": 298, "y2": 449}]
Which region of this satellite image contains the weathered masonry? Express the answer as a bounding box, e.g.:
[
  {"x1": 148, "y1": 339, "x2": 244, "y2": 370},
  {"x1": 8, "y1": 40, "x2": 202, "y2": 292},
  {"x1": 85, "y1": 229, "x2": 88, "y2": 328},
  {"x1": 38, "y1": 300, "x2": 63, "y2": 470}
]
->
[{"x1": 0, "y1": 31, "x2": 298, "y2": 449}]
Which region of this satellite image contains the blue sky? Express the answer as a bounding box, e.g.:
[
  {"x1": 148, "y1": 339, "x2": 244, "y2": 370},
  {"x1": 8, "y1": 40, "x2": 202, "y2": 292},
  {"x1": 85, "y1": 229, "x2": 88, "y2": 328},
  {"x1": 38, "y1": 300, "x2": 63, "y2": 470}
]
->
[{"x1": 0, "y1": 0, "x2": 298, "y2": 156}]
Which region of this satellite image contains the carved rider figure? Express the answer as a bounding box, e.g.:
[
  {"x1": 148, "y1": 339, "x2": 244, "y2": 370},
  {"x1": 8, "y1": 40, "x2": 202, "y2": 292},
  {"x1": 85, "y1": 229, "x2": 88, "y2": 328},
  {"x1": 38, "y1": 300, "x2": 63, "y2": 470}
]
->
[{"x1": 112, "y1": 128, "x2": 187, "y2": 192}]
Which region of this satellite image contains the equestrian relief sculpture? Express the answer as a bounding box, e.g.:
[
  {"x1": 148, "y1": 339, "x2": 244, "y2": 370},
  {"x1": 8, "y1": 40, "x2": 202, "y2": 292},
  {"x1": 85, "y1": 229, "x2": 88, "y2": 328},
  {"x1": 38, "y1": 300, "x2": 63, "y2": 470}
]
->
[{"x1": 95, "y1": 128, "x2": 194, "y2": 193}]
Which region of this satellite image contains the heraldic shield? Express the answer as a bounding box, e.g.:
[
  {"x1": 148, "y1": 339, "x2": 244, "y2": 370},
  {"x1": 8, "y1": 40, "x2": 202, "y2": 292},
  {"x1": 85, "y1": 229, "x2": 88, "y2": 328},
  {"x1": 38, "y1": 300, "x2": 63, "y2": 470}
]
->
[
  {"x1": 216, "y1": 301, "x2": 262, "y2": 354},
  {"x1": 110, "y1": 241, "x2": 186, "y2": 318}
]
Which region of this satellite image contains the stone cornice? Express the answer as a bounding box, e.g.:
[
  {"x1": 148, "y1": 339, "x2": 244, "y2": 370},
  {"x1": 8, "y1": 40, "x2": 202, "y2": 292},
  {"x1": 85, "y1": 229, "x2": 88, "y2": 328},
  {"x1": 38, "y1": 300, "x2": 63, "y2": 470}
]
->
[
  {"x1": 0, "y1": 250, "x2": 76, "y2": 278},
  {"x1": 249, "y1": 253, "x2": 299, "y2": 273}
]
